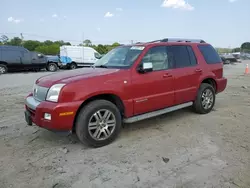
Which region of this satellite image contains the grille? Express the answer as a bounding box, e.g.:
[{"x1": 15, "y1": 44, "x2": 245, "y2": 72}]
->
[{"x1": 33, "y1": 84, "x2": 49, "y2": 102}]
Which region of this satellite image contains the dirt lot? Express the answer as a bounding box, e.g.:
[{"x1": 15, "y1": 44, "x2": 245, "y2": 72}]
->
[{"x1": 0, "y1": 61, "x2": 250, "y2": 188}]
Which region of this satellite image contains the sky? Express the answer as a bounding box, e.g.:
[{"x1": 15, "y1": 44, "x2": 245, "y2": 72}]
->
[{"x1": 1, "y1": 0, "x2": 250, "y2": 48}]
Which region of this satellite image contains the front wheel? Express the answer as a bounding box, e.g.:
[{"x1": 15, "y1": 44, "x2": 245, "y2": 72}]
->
[
  {"x1": 70, "y1": 63, "x2": 77, "y2": 70},
  {"x1": 193, "y1": 83, "x2": 215, "y2": 114},
  {"x1": 46, "y1": 63, "x2": 58, "y2": 72},
  {"x1": 75, "y1": 100, "x2": 122, "y2": 147}
]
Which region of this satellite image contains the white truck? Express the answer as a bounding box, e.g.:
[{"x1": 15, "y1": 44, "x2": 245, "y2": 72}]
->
[{"x1": 60, "y1": 45, "x2": 102, "y2": 69}]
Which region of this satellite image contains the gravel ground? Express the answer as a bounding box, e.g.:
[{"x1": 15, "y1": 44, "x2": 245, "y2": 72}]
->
[{"x1": 0, "y1": 61, "x2": 250, "y2": 188}]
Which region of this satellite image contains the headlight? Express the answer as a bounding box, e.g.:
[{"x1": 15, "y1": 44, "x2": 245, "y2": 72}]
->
[{"x1": 46, "y1": 84, "x2": 65, "y2": 102}]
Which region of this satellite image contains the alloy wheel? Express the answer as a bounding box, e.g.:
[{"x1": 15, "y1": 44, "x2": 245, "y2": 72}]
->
[
  {"x1": 88, "y1": 109, "x2": 116, "y2": 141},
  {"x1": 201, "y1": 89, "x2": 214, "y2": 110}
]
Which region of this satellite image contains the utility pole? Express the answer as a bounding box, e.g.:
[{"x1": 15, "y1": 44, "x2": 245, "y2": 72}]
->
[
  {"x1": 20, "y1": 33, "x2": 24, "y2": 46},
  {"x1": 131, "y1": 40, "x2": 134, "y2": 45}
]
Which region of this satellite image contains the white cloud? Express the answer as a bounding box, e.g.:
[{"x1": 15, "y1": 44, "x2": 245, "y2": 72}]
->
[
  {"x1": 8, "y1": 17, "x2": 14, "y2": 22},
  {"x1": 161, "y1": 0, "x2": 194, "y2": 11},
  {"x1": 116, "y1": 8, "x2": 123, "y2": 11},
  {"x1": 63, "y1": 16, "x2": 67, "y2": 19},
  {"x1": 97, "y1": 27, "x2": 101, "y2": 32},
  {"x1": 40, "y1": 18, "x2": 45, "y2": 22},
  {"x1": 52, "y1": 14, "x2": 58, "y2": 18},
  {"x1": 104, "y1": 12, "x2": 114, "y2": 18},
  {"x1": 229, "y1": 0, "x2": 237, "y2": 2},
  {"x1": 7, "y1": 17, "x2": 23, "y2": 23}
]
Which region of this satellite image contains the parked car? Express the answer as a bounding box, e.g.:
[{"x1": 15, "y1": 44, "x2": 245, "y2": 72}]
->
[
  {"x1": 46, "y1": 55, "x2": 62, "y2": 71},
  {"x1": 24, "y1": 38, "x2": 227, "y2": 147},
  {"x1": 59, "y1": 45, "x2": 102, "y2": 68},
  {"x1": 220, "y1": 54, "x2": 238, "y2": 64},
  {"x1": 0, "y1": 45, "x2": 58, "y2": 74}
]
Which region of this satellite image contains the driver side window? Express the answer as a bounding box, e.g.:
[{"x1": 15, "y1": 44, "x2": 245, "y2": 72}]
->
[{"x1": 141, "y1": 46, "x2": 169, "y2": 71}]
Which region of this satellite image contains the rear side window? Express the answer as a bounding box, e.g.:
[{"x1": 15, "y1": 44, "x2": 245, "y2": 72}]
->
[
  {"x1": 168, "y1": 45, "x2": 196, "y2": 68},
  {"x1": 198, "y1": 45, "x2": 222, "y2": 64}
]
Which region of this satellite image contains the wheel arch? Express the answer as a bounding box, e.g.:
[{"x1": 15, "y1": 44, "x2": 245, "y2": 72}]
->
[
  {"x1": 0, "y1": 61, "x2": 8, "y2": 65},
  {"x1": 201, "y1": 77, "x2": 217, "y2": 92},
  {"x1": 72, "y1": 93, "x2": 125, "y2": 132}
]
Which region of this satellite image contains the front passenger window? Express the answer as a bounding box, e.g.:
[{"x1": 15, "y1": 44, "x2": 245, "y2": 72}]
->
[{"x1": 141, "y1": 46, "x2": 169, "y2": 71}]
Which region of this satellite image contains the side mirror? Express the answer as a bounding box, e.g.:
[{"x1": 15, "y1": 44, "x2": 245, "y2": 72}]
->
[
  {"x1": 138, "y1": 62, "x2": 153, "y2": 73},
  {"x1": 38, "y1": 54, "x2": 44, "y2": 58}
]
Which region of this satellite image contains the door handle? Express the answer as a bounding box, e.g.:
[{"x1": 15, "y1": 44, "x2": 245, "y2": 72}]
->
[
  {"x1": 195, "y1": 69, "x2": 202, "y2": 73},
  {"x1": 163, "y1": 73, "x2": 172, "y2": 78}
]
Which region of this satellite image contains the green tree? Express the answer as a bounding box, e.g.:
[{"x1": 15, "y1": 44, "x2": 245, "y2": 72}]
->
[
  {"x1": 0, "y1": 35, "x2": 9, "y2": 44},
  {"x1": 35, "y1": 44, "x2": 60, "y2": 55},
  {"x1": 241, "y1": 42, "x2": 250, "y2": 53},
  {"x1": 94, "y1": 44, "x2": 108, "y2": 54},
  {"x1": 43, "y1": 40, "x2": 53, "y2": 46},
  {"x1": 7, "y1": 37, "x2": 22, "y2": 46},
  {"x1": 111, "y1": 42, "x2": 120, "y2": 47},
  {"x1": 232, "y1": 48, "x2": 241, "y2": 53},
  {"x1": 83, "y1": 39, "x2": 92, "y2": 46},
  {"x1": 23, "y1": 40, "x2": 41, "y2": 51}
]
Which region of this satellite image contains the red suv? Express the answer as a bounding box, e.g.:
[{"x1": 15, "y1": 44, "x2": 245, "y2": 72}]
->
[{"x1": 24, "y1": 38, "x2": 227, "y2": 147}]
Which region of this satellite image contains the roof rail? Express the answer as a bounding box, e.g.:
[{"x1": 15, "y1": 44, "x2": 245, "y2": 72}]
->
[{"x1": 148, "y1": 38, "x2": 206, "y2": 43}]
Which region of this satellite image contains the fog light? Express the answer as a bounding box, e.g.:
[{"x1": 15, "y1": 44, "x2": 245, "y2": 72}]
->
[{"x1": 44, "y1": 113, "x2": 51, "y2": 120}]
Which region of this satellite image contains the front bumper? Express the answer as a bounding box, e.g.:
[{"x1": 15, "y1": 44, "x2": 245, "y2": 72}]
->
[{"x1": 25, "y1": 96, "x2": 82, "y2": 132}]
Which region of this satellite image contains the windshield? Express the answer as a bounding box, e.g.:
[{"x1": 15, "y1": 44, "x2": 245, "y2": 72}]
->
[{"x1": 93, "y1": 46, "x2": 144, "y2": 68}]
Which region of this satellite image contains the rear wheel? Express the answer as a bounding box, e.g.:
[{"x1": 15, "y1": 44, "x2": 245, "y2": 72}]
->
[
  {"x1": 47, "y1": 62, "x2": 58, "y2": 72},
  {"x1": 0, "y1": 64, "x2": 7, "y2": 74},
  {"x1": 193, "y1": 83, "x2": 215, "y2": 114},
  {"x1": 75, "y1": 100, "x2": 122, "y2": 147}
]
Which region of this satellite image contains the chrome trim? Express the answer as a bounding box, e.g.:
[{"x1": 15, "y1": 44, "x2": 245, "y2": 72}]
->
[
  {"x1": 25, "y1": 96, "x2": 41, "y2": 111},
  {"x1": 123, "y1": 102, "x2": 193, "y2": 123}
]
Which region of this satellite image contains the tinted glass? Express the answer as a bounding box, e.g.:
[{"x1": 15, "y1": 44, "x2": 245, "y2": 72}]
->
[
  {"x1": 168, "y1": 46, "x2": 191, "y2": 68},
  {"x1": 198, "y1": 45, "x2": 222, "y2": 64},
  {"x1": 141, "y1": 46, "x2": 169, "y2": 71},
  {"x1": 187, "y1": 46, "x2": 197, "y2": 65}
]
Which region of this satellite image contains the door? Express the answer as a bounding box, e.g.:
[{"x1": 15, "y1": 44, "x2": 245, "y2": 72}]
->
[
  {"x1": 31, "y1": 52, "x2": 46, "y2": 69},
  {"x1": 131, "y1": 46, "x2": 175, "y2": 115},
  {"x1": 20, "y1": 48, "x2": 32, "y2": 67},
  {"x1": 168, "y1": 45, "x2": 202, "y2": 104},
  {"x1": 1, "y1": 49, "x2": 22, "y2": 70}
]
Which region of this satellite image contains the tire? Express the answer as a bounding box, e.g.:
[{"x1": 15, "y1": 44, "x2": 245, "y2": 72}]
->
[
  {"x1": 75, "y1": 100, "x2": 122, "y2": 147},
  {"x1": 0, "y1": 64, "x2": 8, "y2": 74},
  {"x1": 47, "y1": 62, "x2": 58, "y2": 72},
  {"x1": 193, "y1": 83, "x2": 215, "y2": 114},
  {"x1": 70, "y1": 63, "x2": 77, "y2": 70},
  {"x1": 225, "y1": 59, "x2": 231, "y2": 64}
]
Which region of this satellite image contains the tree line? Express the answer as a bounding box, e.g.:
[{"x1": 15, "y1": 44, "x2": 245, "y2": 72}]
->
[
  {"x1": 0, "y1": 36, "x2": 121, "y2": 55},
  {"x1": 1, "y1": 36, "x2": 250, "y2": 55}
]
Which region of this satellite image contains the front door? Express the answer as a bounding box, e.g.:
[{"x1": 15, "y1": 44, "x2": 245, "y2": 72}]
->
[{"x1": 130, "y1": 46, "x2": 175, "y2": 115}]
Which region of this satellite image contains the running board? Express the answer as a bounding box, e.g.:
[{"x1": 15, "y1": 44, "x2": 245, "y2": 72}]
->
[{"x1": 123, "y1": 102, "x2": 193, "y2": 124}]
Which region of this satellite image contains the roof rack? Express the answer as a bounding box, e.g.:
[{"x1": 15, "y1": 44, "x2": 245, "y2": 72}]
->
[{"x1": 148, "y1": 38, "x2": 206, "y2": 43}]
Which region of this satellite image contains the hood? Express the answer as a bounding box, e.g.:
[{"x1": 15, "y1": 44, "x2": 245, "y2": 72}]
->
[{"x1": 36, "y1": 68, "x2": 121, "y2": 88}]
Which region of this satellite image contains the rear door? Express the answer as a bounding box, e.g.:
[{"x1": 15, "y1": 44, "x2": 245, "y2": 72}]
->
[
  {"x1": 1, "y1": 48, "x2": 22, "y2": 70},
  {"x1": 168, "y1": 45, "x2": 202, "y2": 104}
]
